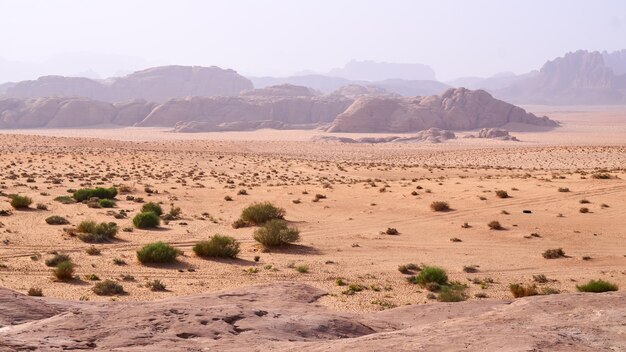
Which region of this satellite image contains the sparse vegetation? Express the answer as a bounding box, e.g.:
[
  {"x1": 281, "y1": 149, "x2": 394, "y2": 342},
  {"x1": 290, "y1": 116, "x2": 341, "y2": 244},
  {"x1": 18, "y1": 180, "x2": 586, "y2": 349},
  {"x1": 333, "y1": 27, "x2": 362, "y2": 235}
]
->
[
  {"x1": 193, "y1": 235, "x2": 240, "y2": 258},
  {"x1": 141, "y1": 202, "x2": 163, "y2": 216},
  {"x1": 408, "y1": 266, "x2": 448, "y2": 286},
  {"x1": 542, "y1": 248, "x2": 566, "y2": 259},
  {"x1": 137, "y1": 242, "x2": 180, "y2": 264},
  {"x1": 133, "y1": 212, "x2": 160, "y2": 229},
  {"x1": 509, "y1": 283, "x2": 539, "y2": 297},
  {"x1": 10, "y1": 195, "x2": 32, "y2": 209},
  {"x1": 240, "y1": 202, "x2": 285, "y2": 225},
  {"x1": 45, "y1": 215, "x2": 69, "y2": 225},
  {"x1": 385, "y1": 227, "x2": 399, "y2": 235},
  {"x1": 430, "y1": 201, "x2": 450, "y2": 212},
  {"x1": 495, "y1": 190, "x2": 509, "y2": 198},
  {"x1": 76, "y1": 220, "x2": 118, "y2": 242},
  {"x1": 45, "y1": 254, "x2": 71, "y2": 267},
  {"x1": 576, "y1": 279, "x2": 618, "y2": 293},
  {"x1": 146, "y1": 279, "x2": 167, "y2": 291},
  {"x1": 488, "y1": 220, "x2": 503, "y2": 230},
  {"x1": 73, "y1": 187, "x2": 117, "y2": 202},
  {"x1": 253, "y1": 219, "x2": 300, "y2": 247},
  {"x1": 93, "y1": 279, "x2": 125, "y2": 295},
  {"x1": 53, "y1": 260, "x2": 75, "y2": 281}
]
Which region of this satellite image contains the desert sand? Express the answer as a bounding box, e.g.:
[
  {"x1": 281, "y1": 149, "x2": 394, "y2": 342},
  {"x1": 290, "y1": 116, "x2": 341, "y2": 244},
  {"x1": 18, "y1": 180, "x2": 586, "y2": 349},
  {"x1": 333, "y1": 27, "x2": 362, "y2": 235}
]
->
[{"x1": 0, "y1": 107, "x2": 625, "y2": 350}]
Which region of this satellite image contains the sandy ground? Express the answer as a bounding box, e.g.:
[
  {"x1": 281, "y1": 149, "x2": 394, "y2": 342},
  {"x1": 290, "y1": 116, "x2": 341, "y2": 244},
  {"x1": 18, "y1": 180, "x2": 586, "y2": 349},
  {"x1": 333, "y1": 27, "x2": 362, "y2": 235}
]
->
[{"x1": 0, "y1": 106, "x2": 624, "y2": 314}]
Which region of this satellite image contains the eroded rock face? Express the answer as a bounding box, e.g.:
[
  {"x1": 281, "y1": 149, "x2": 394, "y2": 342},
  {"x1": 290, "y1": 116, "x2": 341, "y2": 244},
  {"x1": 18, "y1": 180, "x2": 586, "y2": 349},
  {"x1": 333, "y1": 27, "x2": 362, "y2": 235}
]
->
[
  {"x1": 4, "y1": 66, "x2": 254, "y2": 103},
  {"x1": 476, "y1": 128, "x2": 519, "y2": 141},
  {"x1": 496, "y1": 50, "x2": 626, "y2": 104},
  {"x1": 0, "y1": 283, "x2": 624, "y2": 351},
  {"x1": 328, "y1": 88, "x2": 558, "y2": 133}
]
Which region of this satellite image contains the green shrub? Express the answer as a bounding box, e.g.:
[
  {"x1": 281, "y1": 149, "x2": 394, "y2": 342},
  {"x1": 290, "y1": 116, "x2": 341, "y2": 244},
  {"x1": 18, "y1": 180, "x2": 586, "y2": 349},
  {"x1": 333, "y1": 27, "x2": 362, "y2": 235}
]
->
[
  {"x1": 141, "y1": 202, "x2": 163, "y2": 216},
  {"x1": 133, "y1": 212, "x2": 160, "y2": 229},
  {"x1": 93, "y1": 279, "x2": 125, "y2": 295},
  {"x1": 253, "y1": 219, "x2": 300, "y2": 247},
  {"x1": 509, "y1": 283, "x2": 539, "y2": 297},
  {"x1": 295, "y1": 265, "x2": 309, "y2": 273},
  {"x1": 45, "y1": 215, "x2": 69, "y2": 225},
  {"x1": 45, "y1": 254, "x2": 71, "y2": 267},
  {"x1": 10, "y1": 195, "x2": 32, "y2": 209},
  {"x1": 54, "y1": 196, "x2": 76, "y2": 204},
  {"x1": 430, "y1": 201, "x2": 450, "y2": 212},
  {"x1": 53, "y1": 260, "x2": 75, "y2": 281},
  {"x1": 410, "y1": 266, "x2": 448, "y2": 286},
  {"x1": 137, "y1": 242, "x2": 180, "y2": 264},
  {"x1": 193, "y1": 235, "x2": 240, "y2": 258},
  {"x1": 542, "y1": 248, "x2": 565, "y2": 259},
  {"x1": 240, "y1": 202, "x2": 285, "y2": 225},
  {"x1": 73, "y1": 187, "x2": 117, "y2": 202},
  {"x1": 576, "y1": 279, "x2": 618, "y2": 293},
  {"x1": 76, "y1": 220, "x2": 118, "y2": 242},
  {"x1": 99, "y1": 199, "x2": 116, "y2": 208}
]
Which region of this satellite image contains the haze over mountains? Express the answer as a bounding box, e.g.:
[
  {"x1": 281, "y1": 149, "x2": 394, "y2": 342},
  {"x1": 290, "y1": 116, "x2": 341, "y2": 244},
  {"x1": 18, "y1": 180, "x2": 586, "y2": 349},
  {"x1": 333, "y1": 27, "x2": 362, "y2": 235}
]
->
[{"x1": 0, "y1": 49, "x2": 624, "y2": 132}]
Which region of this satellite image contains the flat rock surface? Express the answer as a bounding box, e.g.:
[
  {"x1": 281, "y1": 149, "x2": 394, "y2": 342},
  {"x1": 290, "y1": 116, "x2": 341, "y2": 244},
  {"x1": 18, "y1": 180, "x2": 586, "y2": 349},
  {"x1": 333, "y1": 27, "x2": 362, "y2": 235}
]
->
[{"x1": 0, "y1": 282, "x2": 624, "y2": 351}]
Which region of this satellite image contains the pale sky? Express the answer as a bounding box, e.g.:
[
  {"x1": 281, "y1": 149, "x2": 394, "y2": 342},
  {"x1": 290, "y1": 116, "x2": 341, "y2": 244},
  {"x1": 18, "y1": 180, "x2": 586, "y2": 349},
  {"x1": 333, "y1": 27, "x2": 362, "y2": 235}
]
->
[{"x1": 1, "y1": 0, "x2": 625, "y2": 81}]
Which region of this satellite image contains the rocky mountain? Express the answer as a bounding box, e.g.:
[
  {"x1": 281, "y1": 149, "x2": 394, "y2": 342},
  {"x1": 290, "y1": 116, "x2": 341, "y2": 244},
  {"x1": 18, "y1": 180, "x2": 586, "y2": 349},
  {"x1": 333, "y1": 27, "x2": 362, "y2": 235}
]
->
[
  {"x1": 0, "y1": 86, "x2": 558, "y2": 132},
  {"x1": 3, "y1": 65, "x2": 253, "y2": 103},
  {"x1": 495, "y1": 50, "x2": 626, "y2": 104},
  {"x1": 1, "y1": 283, "x2": 624, "y2": 351},
  {"x1": 602, "y1": 49, "x2": 626, "y2": 75},
  {"x1": 328, "y1": 88, "x2": 557, "y2": 133}
]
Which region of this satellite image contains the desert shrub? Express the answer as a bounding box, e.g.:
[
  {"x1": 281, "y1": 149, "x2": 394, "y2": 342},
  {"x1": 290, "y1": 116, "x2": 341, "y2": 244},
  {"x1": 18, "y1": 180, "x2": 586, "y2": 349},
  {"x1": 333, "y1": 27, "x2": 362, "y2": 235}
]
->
[
  {"x1": 579, "y1": 199, "x2": 590, "y2": 204},
  {"x1": 430, "y1": 201, "x2": 450, "y2": 212},
  {"x1": 542, "y1": 248, "x2": 566, "y2": 259},
  {"x1": 509, "y1": 283, "x2": 538, "y2": 297},
  {"x1": 488, "y1": 221, "x2": 503, "y2": 230},
  {"x1": 495, "y1": 190, "x2": 509, "y2": 198},
  {"x1": 45, "y1": 253, "x2": 71, "y2": 267},
  {"x1": 591, "y1": 172, "x2": 612, "y2": 179},
  {"x1": 45, "y1": 215, "x2": 69, "y2": 225},
  {"x1": 53, "y1": 260, "x2": 75, "y2": 281},
  {"x1": 576, "y1": 279, "x2": 618, "y2": 293},
  {"x1": 253, "y1": 219, "x2": 300, "y2": 247},
  {"x1": 54, "y1": 196, "x2": 76, "y2": 204},
  {"x1": 385, "y1": 228, "x2": 399, "y2": 235},
  {"x1": 558, "y1": 187, "x2": 570, "y2": 192},
  {"x1": 85, "y1": 246, "x2": 101, "y2": 255},
  {"x1": 36, "y1": 203, "x2": 48, "y2": 210},
  {"x1": 137, "y1": 242, "x2": 180, "y2": 264},
  {"x1": 73, "y1": 187, "x2": 117, "y2": 202},
  {"x1": 141, "y1": 202, "x2": 163, "y2": 216},
  {"x1": 231, "y1": 218, "x2": 247, "y2": 229},
  {"x1": 133, "y1": 212, "x2": 160, "y2": 229},
  {"x1": 193, "y1": 235, "x2": 240, "y2": 258},
  {"x1": 93, "y1": 279, "x2": 125, "y2": 295},
  {"x1": 410, "y1": 266, "x2": 448, "y2": 286},
  {"x1": 146, "y1": 279, "x2": 167, "y2": 291},
  {"x1": 579, "y1": 207, "x2": 589, "y2": 213},
  {"x1": 295, "y1": 265, "x2": 309, "y2": 273},
  {"x1": 240, "y1": 202, "x2": 285, "y2": 225},
  {"x1": 76, "y1": 220, "x2": 118, "y2": 242},
  {"x1": 438, "y1": 286, "x2": 467, "y2": 302},
  {"x1": 10, "y1": 195, "x2": 32, "y2": 209},
  {"x1": 28, "y1": 287, "x2": 43, "y2": 296},
  {"x1": 99, "y1": 199, "x2": 116, "y2": 208}
]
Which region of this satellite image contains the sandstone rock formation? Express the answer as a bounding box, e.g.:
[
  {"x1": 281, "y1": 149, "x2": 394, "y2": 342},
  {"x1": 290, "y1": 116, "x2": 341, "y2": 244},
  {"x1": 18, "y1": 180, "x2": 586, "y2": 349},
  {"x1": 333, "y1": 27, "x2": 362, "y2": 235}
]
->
[
  {"x1": 477, "y1": 128, "x2": 519, "y2": 141},
  {"x1": 328, "y1": 59, "x2": 437, "y2": 81},
  {"x1": 241, "y1": 84, "x2": 318, "y2": 97},
  {"x1": 496, "y1": 50, "x2": 626, "y2": 104},
  {"x1": 331, "y1": 84, "x2": 398, "y2": 98},
  {"x1": 4, "y1": 65, "x2": 254, "y2": 103},
  {"x1": 328, "y1": 88, "x2": 558, "y2": 133},
  {"x1": 0, "y1": 283, "x2": 624, "y2": 351},
  {"x1": 312, "y1": 128, "x2": 455, "y2": 143}
]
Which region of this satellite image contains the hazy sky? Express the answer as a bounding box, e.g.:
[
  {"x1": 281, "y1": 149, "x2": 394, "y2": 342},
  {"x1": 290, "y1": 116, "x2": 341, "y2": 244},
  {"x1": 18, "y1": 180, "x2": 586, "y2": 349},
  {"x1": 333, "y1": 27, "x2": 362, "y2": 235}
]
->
[{"x1": 1, "y1": 0, "x2": 625, "y2": 80}]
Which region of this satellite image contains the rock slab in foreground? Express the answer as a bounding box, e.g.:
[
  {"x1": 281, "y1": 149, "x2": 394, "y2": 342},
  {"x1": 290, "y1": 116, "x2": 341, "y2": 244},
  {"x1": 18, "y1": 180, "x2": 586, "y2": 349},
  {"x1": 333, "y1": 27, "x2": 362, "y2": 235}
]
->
[{"x1": 0, "y1": 282, "x2": 624, "y2": 351}]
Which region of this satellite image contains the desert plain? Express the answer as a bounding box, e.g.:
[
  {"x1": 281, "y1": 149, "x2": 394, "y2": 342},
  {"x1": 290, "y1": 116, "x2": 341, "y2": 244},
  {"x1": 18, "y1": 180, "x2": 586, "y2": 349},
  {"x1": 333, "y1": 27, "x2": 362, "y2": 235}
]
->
[{"x1": 0, "y1": 106, "x2": 625, "y2": 351}]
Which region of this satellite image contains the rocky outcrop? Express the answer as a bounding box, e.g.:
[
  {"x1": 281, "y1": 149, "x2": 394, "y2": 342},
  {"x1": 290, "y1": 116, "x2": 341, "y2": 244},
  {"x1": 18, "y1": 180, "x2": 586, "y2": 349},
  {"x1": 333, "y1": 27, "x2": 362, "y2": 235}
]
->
[
  {"x1": 496, "y1": 50, "x2": 626, "y2": 104},
  {"x1": 0, "y1": 97, "x2": 155, "y2": 128},
  {"x1": 476, "y1": 128, "x2": 519, "y2": 141},
  {"x1": 241, "y1": 84, "x2": 318, "y2": 97},
  {"x1": 136, "y1": 94, "x2": 353, "y2": 129},
  {"x1": 4, "y1": 65, "x2": 253, "y2": 103},
  {"x1": 331, "y1": 84, "x2": 398, "y2": 98},
  {"x1": 328, "y1": 88, "x2": 558, "y2": 133},
  {"x1": 312, "y1": 128, "x2": 456, "y2": 143},
  {"x1": 0, "y1": 283, "x2": 624, "y2": 351}
]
